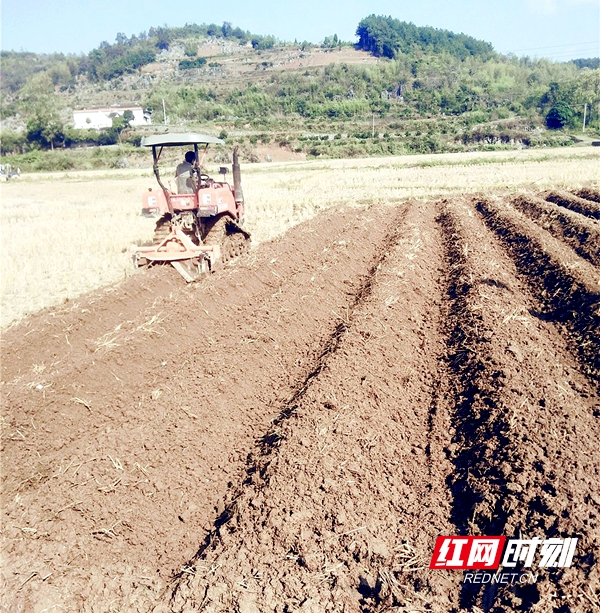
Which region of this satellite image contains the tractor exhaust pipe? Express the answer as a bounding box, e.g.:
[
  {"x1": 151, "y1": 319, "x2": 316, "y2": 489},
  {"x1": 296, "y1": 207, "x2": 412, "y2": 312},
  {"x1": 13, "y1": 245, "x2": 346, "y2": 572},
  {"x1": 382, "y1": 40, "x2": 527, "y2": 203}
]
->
[{"x1": 232, "y1": 145, "x2": 244, "y2": 206}]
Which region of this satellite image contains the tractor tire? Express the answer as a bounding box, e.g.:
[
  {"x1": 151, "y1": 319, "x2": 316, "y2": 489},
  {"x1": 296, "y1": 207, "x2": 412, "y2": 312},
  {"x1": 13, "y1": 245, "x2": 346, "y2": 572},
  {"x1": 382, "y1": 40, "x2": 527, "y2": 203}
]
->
[
  {"x1": 203, "y1": 216, "x2": 250, "y2": 263},
  {"x1": 202, "y1": 216, "x2": 228, "y2": 246}
]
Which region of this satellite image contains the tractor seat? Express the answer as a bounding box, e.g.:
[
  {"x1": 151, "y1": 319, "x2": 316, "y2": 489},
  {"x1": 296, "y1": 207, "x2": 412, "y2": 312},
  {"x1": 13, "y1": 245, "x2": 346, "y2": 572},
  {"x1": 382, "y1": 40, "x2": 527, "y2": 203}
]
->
[{"x1": 175, "y1": 171, "x2": 194, "y2": 194}]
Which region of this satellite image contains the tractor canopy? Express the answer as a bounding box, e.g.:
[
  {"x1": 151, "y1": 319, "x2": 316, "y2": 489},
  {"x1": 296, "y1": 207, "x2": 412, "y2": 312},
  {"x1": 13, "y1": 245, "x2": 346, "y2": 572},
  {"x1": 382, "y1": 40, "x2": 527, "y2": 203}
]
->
[{"x1": 141, "y1": 133, "x2": 224, "y2": 147}]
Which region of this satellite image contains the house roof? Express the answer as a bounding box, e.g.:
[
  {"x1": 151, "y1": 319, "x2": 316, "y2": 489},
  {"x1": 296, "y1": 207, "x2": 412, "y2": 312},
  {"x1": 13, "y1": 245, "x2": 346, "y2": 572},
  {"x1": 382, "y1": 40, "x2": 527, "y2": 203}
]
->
[{"x1": 73, "y1": 106, "x2": 143, "y2": 114}]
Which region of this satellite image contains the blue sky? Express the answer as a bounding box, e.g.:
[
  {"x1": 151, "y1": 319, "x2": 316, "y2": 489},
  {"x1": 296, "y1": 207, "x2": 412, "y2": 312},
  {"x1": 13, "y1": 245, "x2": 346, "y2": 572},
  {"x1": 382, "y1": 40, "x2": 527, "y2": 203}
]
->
[{"x1": 1, "y1": 0, "x2": 599, "y2": 61}]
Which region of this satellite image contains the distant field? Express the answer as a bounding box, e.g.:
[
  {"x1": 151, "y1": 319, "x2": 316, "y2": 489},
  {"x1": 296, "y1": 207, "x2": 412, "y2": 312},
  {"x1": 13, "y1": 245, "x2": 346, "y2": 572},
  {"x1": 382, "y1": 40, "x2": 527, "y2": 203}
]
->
[{"x1": 1, "y1": 146, "x2": 598, "y2": 329}]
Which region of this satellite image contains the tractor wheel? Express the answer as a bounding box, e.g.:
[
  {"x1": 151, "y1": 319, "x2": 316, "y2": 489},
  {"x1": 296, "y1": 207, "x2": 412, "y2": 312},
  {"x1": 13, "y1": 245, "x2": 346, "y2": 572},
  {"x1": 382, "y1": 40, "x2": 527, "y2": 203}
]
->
[
  {"x1": 203, "y1": 216, "x2": 250, "y2": 263},
  {"x1": 202, "y1": 216, "x2": 228, "y2": 246}
]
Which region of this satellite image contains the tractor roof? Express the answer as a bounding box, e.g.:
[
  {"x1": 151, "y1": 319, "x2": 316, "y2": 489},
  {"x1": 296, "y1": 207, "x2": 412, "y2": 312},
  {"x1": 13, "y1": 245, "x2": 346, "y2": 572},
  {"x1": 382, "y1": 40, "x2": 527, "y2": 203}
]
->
[{"x1": 141, "y1": 133, "x2": 224, "y2": 147}]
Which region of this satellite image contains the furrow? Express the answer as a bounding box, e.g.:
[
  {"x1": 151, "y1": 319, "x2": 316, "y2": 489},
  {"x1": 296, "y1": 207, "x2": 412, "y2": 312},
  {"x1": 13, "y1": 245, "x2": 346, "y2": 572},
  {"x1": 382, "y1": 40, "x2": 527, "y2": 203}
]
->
[
  {"x1": 1, "y1": 203, "x2": 398, "y2": 613},
  {"x1": 543, "y1": 190, "x2": 600, "y2": 221},
  {"x1": 257, "y1": 204, "x2": 412, "y2": 455},
  {"x1": 574, "y1": 187, "x2": 600, "y2": 205},
  {"x1": 512, "y1": 194, "x2": 600, "y2": 266},
  {"x1": 476, "y1": 196, "x2": 600, "y2": 386},
  {"x1": 164, "y1": 200, "x2": 457, "y2": 613},
  {"x1": 436, "y1": 198, "x2": 600, "y2": 612}
]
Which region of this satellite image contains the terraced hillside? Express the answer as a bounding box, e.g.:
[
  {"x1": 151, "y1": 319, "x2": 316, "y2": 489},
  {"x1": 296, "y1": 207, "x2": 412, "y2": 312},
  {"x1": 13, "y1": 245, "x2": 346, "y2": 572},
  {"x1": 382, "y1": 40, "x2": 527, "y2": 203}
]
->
[{"x1": 1, "y1": 189, "x2": 599, "y2": 613}]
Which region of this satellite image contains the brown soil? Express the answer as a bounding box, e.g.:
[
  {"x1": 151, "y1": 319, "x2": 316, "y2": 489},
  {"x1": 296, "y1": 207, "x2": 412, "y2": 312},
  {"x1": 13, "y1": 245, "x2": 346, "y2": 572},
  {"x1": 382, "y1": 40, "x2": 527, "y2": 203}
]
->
[
  {"x1": 2, "y1": 192, "x2": 599, "y2": 613},
  {"x1": 252, "y1": 143, "x2": 307, "y2": 163},
  {"x1": 543, "y1": 190, "x2": 600, "y2": 221},
  {"x1": 193, "y1": 44, "x2": 379, "y2": 75}
]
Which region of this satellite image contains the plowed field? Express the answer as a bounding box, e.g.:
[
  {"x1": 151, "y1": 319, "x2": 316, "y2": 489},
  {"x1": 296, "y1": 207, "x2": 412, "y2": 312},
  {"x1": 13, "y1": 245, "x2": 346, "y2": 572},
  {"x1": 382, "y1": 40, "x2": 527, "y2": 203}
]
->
[{"x1": 1, "y1": 189, "x2": 599, "y2": 613}]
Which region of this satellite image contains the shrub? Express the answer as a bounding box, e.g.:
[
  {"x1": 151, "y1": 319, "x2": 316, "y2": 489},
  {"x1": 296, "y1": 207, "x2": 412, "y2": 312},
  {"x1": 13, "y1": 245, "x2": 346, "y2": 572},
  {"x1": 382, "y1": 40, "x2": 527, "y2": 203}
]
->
[{"x1": 178, "y1": 57, "x2": 207, "y2": 70}]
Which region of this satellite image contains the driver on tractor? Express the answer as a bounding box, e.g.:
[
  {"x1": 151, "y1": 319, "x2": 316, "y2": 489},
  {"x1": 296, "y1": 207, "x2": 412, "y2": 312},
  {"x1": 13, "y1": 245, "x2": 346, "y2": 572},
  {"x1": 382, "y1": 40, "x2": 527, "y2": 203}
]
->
[{"x1": 175, "y1": 151, "x2": 196, "y2": 194}]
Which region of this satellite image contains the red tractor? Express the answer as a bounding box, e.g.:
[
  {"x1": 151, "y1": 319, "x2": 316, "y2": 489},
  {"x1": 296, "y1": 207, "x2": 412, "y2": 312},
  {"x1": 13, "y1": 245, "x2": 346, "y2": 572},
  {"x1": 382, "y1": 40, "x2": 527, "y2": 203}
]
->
[{"x1": 131, "y1": 133, "x2": 250, "y2": 281}]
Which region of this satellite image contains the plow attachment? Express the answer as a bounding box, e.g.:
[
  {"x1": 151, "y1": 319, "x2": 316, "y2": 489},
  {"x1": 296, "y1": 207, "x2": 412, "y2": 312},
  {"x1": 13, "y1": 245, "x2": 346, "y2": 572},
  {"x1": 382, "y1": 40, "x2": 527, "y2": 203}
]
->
[{"x1": 130, "y1": 227, "x2": 221, "y2": 282}]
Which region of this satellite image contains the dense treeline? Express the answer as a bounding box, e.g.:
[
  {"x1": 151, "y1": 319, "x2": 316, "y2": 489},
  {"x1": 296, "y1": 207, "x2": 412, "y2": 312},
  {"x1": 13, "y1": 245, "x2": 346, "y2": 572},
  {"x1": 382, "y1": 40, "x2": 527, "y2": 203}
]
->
[
  {"x1": 572, "y1": 58, "x2": 600, "y2": 70},
  {"x1": 356, "y1": 15, "x2": 495, "y2": 60}
]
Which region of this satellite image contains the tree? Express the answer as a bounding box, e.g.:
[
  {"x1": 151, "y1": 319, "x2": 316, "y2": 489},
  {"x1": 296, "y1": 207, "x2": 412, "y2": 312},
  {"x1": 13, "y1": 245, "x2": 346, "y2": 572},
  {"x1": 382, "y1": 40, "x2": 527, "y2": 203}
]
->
[
  {"x1": 155, "y1": 27, "x2": 171, "y2": 50},
  {"x1": 179, "y1": 57, "x2": 207, "y2": 70},
  {"x1": 546, "y1": 102, "x2": 574, "y2": 129},
  {"x1": 184, "y1": 42, "x2": 198, "y2": 57},
  {"x1": 26, "y1": 113, "x2": 65, "y2": 150},
  {"x1": 322, "y1": 34, "x2": 341, "y2": 48},
  {"x1": 221, "y1": 22, "x2": 233, "y2": 38},
  {"x1": 122, "y1": 110, "x2": 135, "y2": 127},
  {"x1": 111, "y1": 110, "x2": 135, "y2": 143},
  {"x1": 355, "y1": 15, "x2": 494, "y2": 60},
  {"x1": 0, "y1": 131, "x2": 27, "y2": 155},
  {"x1": 251, "y1": 35, "x2": 276, "y2": 50}
]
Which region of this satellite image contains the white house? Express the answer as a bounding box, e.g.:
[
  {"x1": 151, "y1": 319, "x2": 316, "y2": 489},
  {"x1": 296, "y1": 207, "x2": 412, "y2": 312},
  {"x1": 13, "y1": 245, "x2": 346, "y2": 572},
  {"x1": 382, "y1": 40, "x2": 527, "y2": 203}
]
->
[{"x1": 73, "y1": 106, "x2": 151, "y2": 130}]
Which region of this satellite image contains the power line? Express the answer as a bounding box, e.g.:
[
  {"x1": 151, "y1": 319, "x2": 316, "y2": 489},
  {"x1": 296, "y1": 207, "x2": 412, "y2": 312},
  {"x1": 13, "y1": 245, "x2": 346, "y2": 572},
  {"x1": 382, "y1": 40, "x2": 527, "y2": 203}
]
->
[
  {"x1": 550, "y1": 55, "x2": 599, "y2": 60},
  {"x1": 507, "y1": 41, "x2": 599, "y2": 53},
  {"x1": 542, "y1": 48, "x2": 600, "y2": 60},
  {"x1": 545, "y1": 47, "x2": 600, "y2": 55},
  {"x1": 507, "y1": 46, "x2": 600, "y2": 60}
]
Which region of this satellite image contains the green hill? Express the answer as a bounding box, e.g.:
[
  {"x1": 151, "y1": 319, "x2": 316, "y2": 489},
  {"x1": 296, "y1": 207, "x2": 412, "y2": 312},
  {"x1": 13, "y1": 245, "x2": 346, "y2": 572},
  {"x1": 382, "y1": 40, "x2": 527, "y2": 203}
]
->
[{"x1": 1, "y1": 17, "x2": 599, "y2": 169}]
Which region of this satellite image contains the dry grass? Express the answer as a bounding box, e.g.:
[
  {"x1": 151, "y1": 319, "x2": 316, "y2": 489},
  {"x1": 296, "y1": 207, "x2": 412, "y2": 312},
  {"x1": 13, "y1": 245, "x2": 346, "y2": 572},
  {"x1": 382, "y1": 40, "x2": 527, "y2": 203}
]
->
[
  {"x1": 1, "y1": 147, "x2": 598, "y2": 328},
  {"x1": 0, "y1": 175, "x2": 154, "y2": 327},
  {"x1": 243, "y1": 146, "x2": 599, "y2": 242}
]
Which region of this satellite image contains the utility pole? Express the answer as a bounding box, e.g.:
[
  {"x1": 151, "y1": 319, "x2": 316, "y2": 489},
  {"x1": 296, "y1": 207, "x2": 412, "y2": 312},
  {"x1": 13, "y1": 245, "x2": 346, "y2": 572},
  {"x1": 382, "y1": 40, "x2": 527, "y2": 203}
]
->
[
  {"x1": 372, "y1": 113, "x2": 375, "y2": 138},
  {"x1": 583, "y1": 103, "x2": 587, "y2": 132},
  {"x1": 162, "y1": 99, "x2": 167, "y2": 125}
]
